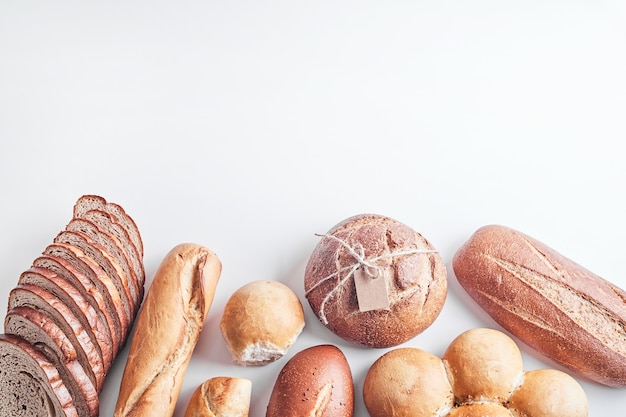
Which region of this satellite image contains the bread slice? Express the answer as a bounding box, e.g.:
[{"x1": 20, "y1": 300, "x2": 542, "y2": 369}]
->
[
  {"x1": 18, "y1": 266, "x2": 114, "y2": 371},
  {"x1": 33, "y1": 252, "x2": 121, "y2": 356},
  {"x1": 0, "y1": 333, "x2": 80, "y2": 417},
  {"x1": 42, "y1": 242, "x2": 130, "y2": 347},
  {"x1": 7, "y1": 284, "x2": 105, "y2": 393},
  {"x1": 4, "y1": 307, "x2": 99, "y2": 417},
  {"x1": 73, "y1": 194, "x2": 144, "y2": 259},
  {"x1": 78, "y1": 209, "x2": 144, "y2": 302},
  {"x1": 63, "y1": 218, "x2": 141, "y2": 312},
  {"x1": 53, "y1": 230, "x2": 135, "y2": 325}
]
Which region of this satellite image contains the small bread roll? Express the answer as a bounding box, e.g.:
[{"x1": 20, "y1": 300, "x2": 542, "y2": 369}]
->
[
  {"x1": 219, "y1": 280, "x2": 304, "y2": 366},
  {"x1": 266, "y1": 344, "x2": 354, "y2": 417},
  {"x1": 508, "y1": 369, "x2": 588, "y2": 417},
  {"x1": 363, "y1": 347, "x2": 453, "y2": 417},
  {"x1": 442, "y1": 328, "x2": 523, "y2": 404},
  {"x1": 183, "y1": 377, "x2": 252, "y2": 417},
  {"x1": 448, "y1": 403, "x2": 513, "y2": 417}
]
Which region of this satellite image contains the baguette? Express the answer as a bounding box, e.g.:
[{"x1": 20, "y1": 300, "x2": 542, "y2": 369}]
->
[
  {"x1": 114, "y1": 243, "x2": 222, "y2": 417},
  {"x1": 452, "y1": 224, "x2": 626, "y2": 387}
]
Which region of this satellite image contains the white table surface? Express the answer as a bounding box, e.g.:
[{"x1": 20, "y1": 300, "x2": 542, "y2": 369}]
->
[{"x1": 1, "y1": 1, "x2": 625, "y2": 416}]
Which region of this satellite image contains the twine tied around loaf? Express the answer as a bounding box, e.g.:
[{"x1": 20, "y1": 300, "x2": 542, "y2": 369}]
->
[{"x1": 305, "y1": 233, "x2": 438, "y2": 325}]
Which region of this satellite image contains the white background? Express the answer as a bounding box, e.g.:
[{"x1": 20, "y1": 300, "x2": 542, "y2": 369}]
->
[{"x1": 1, "y1": 1, "x2": 626, "y2": 416}]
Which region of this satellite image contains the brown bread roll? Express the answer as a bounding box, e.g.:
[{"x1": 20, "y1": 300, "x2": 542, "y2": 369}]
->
[
  {"x1": 304, "y1": 214, "x2": 447, "y2": 348},
  {"x1": 266, "y1": 344, "x2": 354, "y2": 417},
  {"x1": 453, "y1": 224, "x2": 626, "y2": 387},
  {"x1": 220, "y1": 280, "x2": 304, "y2": 366},
  {"x1": 114, "y1": 243, "x2": 222, "y2": 417},
  {"x1": 183, "y1": 376, "x2": 251, "y2": 417}
]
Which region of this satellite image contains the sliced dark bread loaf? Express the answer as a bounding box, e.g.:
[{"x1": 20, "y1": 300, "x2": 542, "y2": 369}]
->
[
  {"x1": 72, "y1": 194, "x2": 144, "y2": 260},
  {"x1": 18, "y1": 266, "x2": 114, "y2": 371},
  {"x1": 32, "y1": 252, "x2": 121, "y2": 356},
  {"x1": 42, "y1": 242, "x2": 130, "y2": 345},
  {"x1": 78, "y1": 209, "x2": 144, "y2": 302},
  {"x1": 63, "y1": 218, "x2": 140, "y2": 313},
  {"x1": 7, "y1": 284, "x2": 105, "y2": 393},
  {"x1": 0, "y1": 333, "x2": 80, "y2": 417},
  {"x1": 53, "y1": 230, "x2": 135, "y2": 325},
  {"x1": 4, "y1": 307, "x2": 99, "y2": 417}
]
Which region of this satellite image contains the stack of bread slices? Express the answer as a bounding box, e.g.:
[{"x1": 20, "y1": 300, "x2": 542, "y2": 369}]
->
[{"x1": 0, "y1": 195, "x2": 145, "y2": 417}]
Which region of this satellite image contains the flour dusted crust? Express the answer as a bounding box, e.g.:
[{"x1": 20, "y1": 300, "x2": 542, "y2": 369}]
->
[
  {"x1": 363, "y1": 328, "x2": 588, "y2": 417},
  {"x1": 304, "y1": 214, "x2": 447, "y2": 348},
  {"x1": 453, "y1": 224, "x2": 626, "y2": 387}
]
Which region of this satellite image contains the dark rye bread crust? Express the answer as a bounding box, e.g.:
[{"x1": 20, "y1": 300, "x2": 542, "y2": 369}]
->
[
  {"x1": 73, "y1": 195, "x2": 144, "y2": 260},
  {"x1": 63, "y1": 218, "x2": 140, "y2": 312},
  {"x1": 4, "y1": 307, "x2": 99, "y2": 417},
  {"x1": 79, "y1": 209, "x2": 144, "y2": 300},
  {"x1": 7, "y1": 284, "x2": 105, "y2": 393},
  {"x1": 304, "y1": 214, "x2": 448, "y2": 348},
  {"x1": 18, "y1": 267, "x2": 114, "y2": 371},
  {"x1": 32, "y1": 253, "x2": 121, "y2": 356},
  {"x1": 42, "y1": 242, "x2": 130, "y2": 345},
  {"x1": 1, "y1": 195, "x2": 144, "y2": 417},
  {"x1": 0, "y1": 334, "x2": 79, "y2": 417},
  {"x1": 54, "y1": 230, "x2": 135, "y2": 324}
]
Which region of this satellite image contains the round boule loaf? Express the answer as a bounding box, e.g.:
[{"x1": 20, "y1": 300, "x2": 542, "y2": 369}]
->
[
  {"x1": 219, "y1": 280, "x2": 304, "y2": 366},
  {"x1": 304, "y1": 214, "x2": 447, "y2": 348}
]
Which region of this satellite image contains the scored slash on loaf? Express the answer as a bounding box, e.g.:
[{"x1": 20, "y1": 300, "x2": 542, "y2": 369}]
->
[{"x1": 0, "y1": 195, "x2": 145, "y2": 417}]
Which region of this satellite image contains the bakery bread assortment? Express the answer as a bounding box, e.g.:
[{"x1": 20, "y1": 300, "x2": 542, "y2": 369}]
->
[
  {"x1": 1, "y1": 201, "x2": 622, "y2": 416},
  {"x1": 304, "y1": 214, "x2": 447, "y2": 348},
  {"x1": 183, "y1": 376, "x2": 252, "y2": 417},
  {"x1": 113, "y1": 243, "x2": 222, "y2": 417},
  {"x1": 0, "y1": 195, "x2": 144, "y2": 417},
  {"x1": 363, "y1": 328, "x2": 589, "y2": 417},
  {"x1": 453, "y1": 224, "x2": 626, "y2": 387},
  {"x1": 219, "y1": 280, "x2": 304, "y2": 366}
]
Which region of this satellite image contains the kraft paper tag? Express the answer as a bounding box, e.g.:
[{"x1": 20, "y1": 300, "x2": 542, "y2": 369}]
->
[{"x1": 354, "y1": 266, "x2": 390, "y2": 312}]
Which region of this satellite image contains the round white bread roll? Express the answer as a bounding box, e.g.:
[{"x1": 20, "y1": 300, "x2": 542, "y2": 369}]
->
[
  {"x1": 219, "y1": 280, "x2": 305, "y2": 366},
  {"x1": 508, "y1": 369, "x2": 588, "y2": 417},
  {"x1": 183, "y1": 376, "x2": 252, "y2": 417},
  {"x1": 363, "y1": 347, "x2": 453, "y2": 417},
  {"x1": 362, "y1": 328, "x2": 589, "y2": 417},
  {"x1": 442, "y1": 328, "x2": 524, "y2": 404}
]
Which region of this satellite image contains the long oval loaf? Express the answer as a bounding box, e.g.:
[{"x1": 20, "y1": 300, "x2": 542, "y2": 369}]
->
[{"x1": 452, "y1": 224, "x2": 626, "y2": 387}]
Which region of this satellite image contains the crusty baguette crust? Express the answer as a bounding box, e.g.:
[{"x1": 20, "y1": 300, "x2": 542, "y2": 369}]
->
[
  {"x1": 114, "y1": 243, "x2": 222, "y2": 417},
  {"x1": 183, "y1": 377, "x2": 251, "y2": 417},
  {"x1": 452, "y1": 224, "x2": 626, "y2": 387}
]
